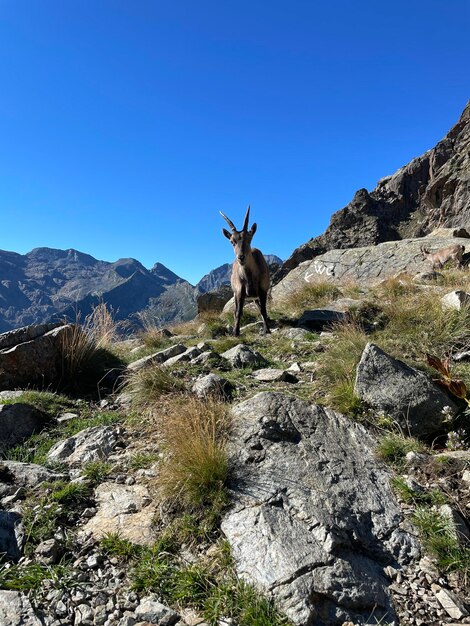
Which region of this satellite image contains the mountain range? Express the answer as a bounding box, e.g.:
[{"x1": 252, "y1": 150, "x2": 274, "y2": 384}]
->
[{"x1": 0, "y1": 247, "x2": 282, "y2": 332}]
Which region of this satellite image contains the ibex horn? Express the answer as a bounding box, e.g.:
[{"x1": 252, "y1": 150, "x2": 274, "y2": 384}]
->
[
  {"x1": 219, "y1": 211, "x2": 236, "y2": 232},
  {"x1": 243, "y1": 205, "x2": 251, "y2": 231}
]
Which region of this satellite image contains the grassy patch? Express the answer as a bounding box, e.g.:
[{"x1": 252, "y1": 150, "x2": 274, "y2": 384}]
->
[
  {"x1": 391, "y1": 476, "x2": 447, "y2": 505},
  {"x1": 127, "y1": 364, "x2": 186, "y2": 408},
  {"x1": 275, "y1": 281, "x2": 341, "y2": 318},
  {"x1": 376, "y1": 433, "x2": 427, "y2": 468},
  {"x1": 82, "y1": 460, "x2": 113, "y2": 483},
  {"x1": 101, "y1": 532, "x2": 142, "y2": 560},
  {"x1": 0, "y1": 391, "x2": 74, "y2": 418},
  {"x1": 128, "y1": 452, "x2": 159, "y2": 470},
  {"x1": 157, "y1": 397, "x2": 230, "y2": 512},
  {"x1": 314, "y1": 322, "x2": 368, "y2": 415},
  {"x1": 412, "y1": 507, "x2": 470, "y2": 577},
  {"x1": 0, "y1": 563, "x2": 77, "y2": 592}
]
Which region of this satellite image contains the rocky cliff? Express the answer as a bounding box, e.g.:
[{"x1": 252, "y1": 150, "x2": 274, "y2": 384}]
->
[{"x1": 278, "y1": 100, "x2": 470, "y2": 279}]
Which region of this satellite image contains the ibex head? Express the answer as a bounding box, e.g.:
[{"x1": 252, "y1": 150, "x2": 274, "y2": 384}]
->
[{"x1": 220, "y1": 205, "x2": 257, "y2": 266}]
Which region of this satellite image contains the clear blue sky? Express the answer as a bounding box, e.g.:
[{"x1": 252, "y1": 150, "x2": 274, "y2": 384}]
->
[{"x1": 1, "y1": 1, "x2": 469, "y2": 284}]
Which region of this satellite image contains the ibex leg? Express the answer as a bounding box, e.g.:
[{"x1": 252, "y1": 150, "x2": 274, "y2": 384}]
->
[{"x1": 234, "y1": 292, "x2": 245, "y2": 336}]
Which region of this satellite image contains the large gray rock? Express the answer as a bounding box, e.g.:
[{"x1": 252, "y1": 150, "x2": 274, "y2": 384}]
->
[
  {"x1": 47, "y1": 425, "x2": 120, "y2": 466},
  {"x1": 0, "y1": 511, "x2": 23, "y2": 561},
  {"x1": 354, "y1": 343, "x2": 457, "y2": 436},
  {"x1": 441, "y1": 290, "x2": 470, "y2": 310},
  {"x1": 0, "y1": 324, "x2": 75, "y2": 390},
  {"x1": 221, "y1": 344, "x2": 267, "y2": 369},
  {"x1": 0, "y1": 461, "x2": 64, "y2": 499},
  {"x1": 222, "y1": 392, "x2": 419, "y2": 626},
  {"x1": 134, "y1": 597, "x2": 180, "y2": 625},
  {"x1": 297, "y1": 309, "x2": 346, "y2": 331},
  {"x1": 0, "y1": 591, "x2": 43, "y2": 625},
  {"x1": 191, "y1": 373, "x2": 233, "y2": 400},
  {"x1": 0, "y1": 404, "x2": 46, "y2": 451}
]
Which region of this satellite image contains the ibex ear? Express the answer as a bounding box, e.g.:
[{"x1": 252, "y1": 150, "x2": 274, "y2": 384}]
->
[
  {"x1": 249, "y1": 223, "x2": 257, "y2": 237},
  {"x1": 222, "y1": 228, "x2": 232, "y2": 240}
]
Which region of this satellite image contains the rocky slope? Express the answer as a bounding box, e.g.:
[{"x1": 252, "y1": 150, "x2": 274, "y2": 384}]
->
[
  {"x1": 278, "y1": 100, "x2": 470, "y2": 279},
  {"x1": 1, "y1": 241, "x2": 470, "y2": 625}
]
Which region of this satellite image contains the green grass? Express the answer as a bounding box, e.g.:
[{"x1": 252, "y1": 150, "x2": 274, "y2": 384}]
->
[
  {"x1": 0, "y1": 390, "x2": 75, "y2": 418},
  {"x1": 128, "y1": 452, "x2": 159, "y2": 470},
  {"x1": 274, "y1": 281, "x2": 341, "y2": 318},
  {"x1": 391, "y1": 476, "x2": 447, "y2": 505},
  {"x1": 127, "y1": 364, "x2": 186, "y2": 407},
  {"x1": 314, "y1": 322, "x2": 368, "y2": 415},
  {"x1": 412, "y1": 507, "x2": 470, "y2": 577},
  {"x1": 82, "y1": 460, "x2": 113, "y2": 483},
  {"x1": 100, "y1": 532, "x2": 142, "y2": 560},
  {"x1": 376, "y1": 433, "x2": 427, "y2": 468},
  {"x1": 0, "y1": 563, "x2": 78, "y2": 592}
]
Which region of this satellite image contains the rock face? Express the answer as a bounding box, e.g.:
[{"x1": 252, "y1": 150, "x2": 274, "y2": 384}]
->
[
  {"x1": 276, "y1": 100, "x2": 470, "y2": 280},
  {"x1": 354, "y1": 343, "x2": 457, "y2": 437},
  {"x1": 0, "y1": 591, "x2": 43, "y2": 626},
  {"x1": 272, "y1": 234, "x2": 470, "y2": 298},
  {"x1": 222, "y1": 392, "x2": 419, "y2": 626},
  {"x1": 47, "y1": 426, "x2": 121, "y2": 466},
  {"x1": 0, "y1": 404, "x2": 46, "y2": 451},
  {"x1": 0, "y1": 324, "x2": 75, "y2": 390}
]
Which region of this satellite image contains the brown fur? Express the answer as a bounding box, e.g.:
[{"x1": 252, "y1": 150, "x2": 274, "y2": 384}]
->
[
  {"x1": 220, "y1": 207, "x2": 271, "y2": 336},
  {"x1": 420, "y1": 244, "x2": 465, "y2": 270}
]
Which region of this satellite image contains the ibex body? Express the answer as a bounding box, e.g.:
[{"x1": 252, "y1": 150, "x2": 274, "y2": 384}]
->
[
  {"x1": 421, "y1": 244, "x2": 465, "y2": 270},
  {"x1": 220, "y1": 206, "x2": 270, "y2": 336}
]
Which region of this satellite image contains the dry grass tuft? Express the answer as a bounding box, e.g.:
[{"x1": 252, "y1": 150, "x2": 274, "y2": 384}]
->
[
  {"x1": 157, "y1": 396, "x2": 231, "y2": 511},
  {"x1": 127, "y1": 364, "x2": 186, "y2": 408},
  {"x1": 275, "y1": 280, "x2": 341, "y2": 318},
  {"x1": 315, "y1": 321, "x2": 368, "y2": 414}
]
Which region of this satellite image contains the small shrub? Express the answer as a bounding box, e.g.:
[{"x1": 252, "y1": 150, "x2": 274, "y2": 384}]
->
[
  {"x1": 101, "y1": 533, "x2": 142, "y2": 560},
  {"x1": 0, "y1": 563, "x2": 77, "y2": 592},
  {"x1": 157, "y1": 397, "x2": 230, "y2": 512},
  {"x1": 376, "y1": 433, "x2": 427, "y2": 468},
  {"x1": 129, "y1": 452, "x2": 159, "y2": 469},
  {"x1": 50, "y1": 481, "x2": 90, "y2": 506},
  {"x1": 82, "y1": 460, "x2": 113, "y2": 483},
  {"x1": 127, "y1": 364, "x2": 186, "y2": 407}
]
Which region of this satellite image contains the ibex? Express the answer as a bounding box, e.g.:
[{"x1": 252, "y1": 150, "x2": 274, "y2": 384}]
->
[
  {"x1": 420, "y1": 244, "x2": 465, "y2": 270},
  {"x1": 220, "y1": 206, "x2": 270, "y2": 336}
]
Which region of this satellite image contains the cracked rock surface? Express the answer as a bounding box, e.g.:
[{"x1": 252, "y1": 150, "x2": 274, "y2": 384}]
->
[{"x1": 221, "y1": 392, "x2": 420, "y2": 626}]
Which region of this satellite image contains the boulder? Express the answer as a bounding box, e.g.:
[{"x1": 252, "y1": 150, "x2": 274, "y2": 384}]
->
[
  {"x1": 0, "y1": 591, "x2": 43, "y2": 626},
  {"x1": 251, "y1": 368, "x2": 298, "y2": 383},
  {"x1": 0, "y1": 461, "x2": 64, "y2": 499},
  {"x1": 47, "y1": 425, "x2": 121, "y2": 466},
  {"x1": 280, "y1": 327, "x2": 313, "y2": 341},
  {"x1": 0, "y1": 324, "x2": 75, "y2": 390},
  {"x1": 297, "y1": 309, "x2": 346, "y2": 331},
  {"x1": 197, "y1": 287, "x2": 233, "y2": 314},
  {"x1": 441, "y1": 290, "x2": 470, "y2": 310},
  {"x1": 221, "y1": 344, "x2": 267, "y2": 369},
  {"x1": 0, "y1": 510, "x2": 24, "y2": 561},
  {"x1": 162, "y1": 346, "x2": 202, "y2": 367},
  {"x1": 134, "y1": 597, "x2": 180, "y2": 626},
  {"x1": 0, "y1": 404, "x2": 46, "y2": 451},
  {"x1": 82, "y1": 483, "x2": 157, "y2": 545},
  {"x1": 191, "y1": 373, "x2": 233, "y2": 400},
  {"x1": 354, "y1": 343, "x2": 458, "y2": 437},
  {"x1": 222, "y1": 392, "x2": 418, "y2": 625},
  {"x1": 126, "y1": 344, "x2": 187, "y2": 371}
]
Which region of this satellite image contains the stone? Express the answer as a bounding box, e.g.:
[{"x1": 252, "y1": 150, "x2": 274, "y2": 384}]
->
[
  {"x1": 221, "y1": 344, "x2": 267, "y2": 369},
  {"x1": 74, "y1": 604, "x2": 94, "y2": 625},
  {"x1": 432, "y1": 584, "x2": 469, "y2": 620},
  {"x1": 0, "y1": 404, "x2": 46, "y2": 452},
  {"x1": 191, "y1": 374, "x2": 233, "y2": 400},
  {"x1": 354, "y1": 343, "x2": 457, "y2": 437},
  {"x1": 0, "y1": 324, "x2": 76, "y2": 390},
  {"x1": 453, "y1": 350, "x2": 470, "y2": 362},
  {"x1": 82, "y1": 483, "x2": 157, "y2": 545},
  {"x1": 250, "y1": 368, "x2": 298, "y2": 383},
  {"x1": 279, "y1": 327, "x2": 313, "y2": 341},
  {"x1": 297, "y1": 309, "x2": 346, "y2": 331},
  {"x1": 0, "y1": 590, "x2": 44, "y2": 625},
  {"x1": 439, "y1": 504, "x2": 470, "y2": 544},
  {"x1": 413, "y1": 271, "x2": 444, "y2": 283},
  {"x1": 0, "y1": 390, "x2": 27, "y2": 401},
  {"x1": 0, "y1": 461, "x2": 63, "y2": 499},
  {"x1": 126, "y1": 344, "x2": 187, "y2": 371},
  {"x1": 57, "y1": 412, "x2": 79, "y2": 423},
  {"x1": 441, "y1": 290, "x2": 470, "y2": 310},
  {"x1": 47, "y1": 426, "x2": 120, "y2": 466},
  {"x1": 162, "y1": 346, "x2": 201, "y2": 367},
  {"x1": 134, "y1": 598, "x2": 180, "y2": 625},
  {"x1": 197, "y1": 287, "x2": 233, "y2": 314},
  {"x1": 0, "y1": 510, "x2": 23, "y2": 561},
  {"x1": 221, "y1": 392, "x2": 419, "y2": 625},
  {"x1": 35, "y1": 538, "x2": 61, "y2": 564},
  {"x1": 190, "y1": 351, "x2": 226, "y2": 367}
]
